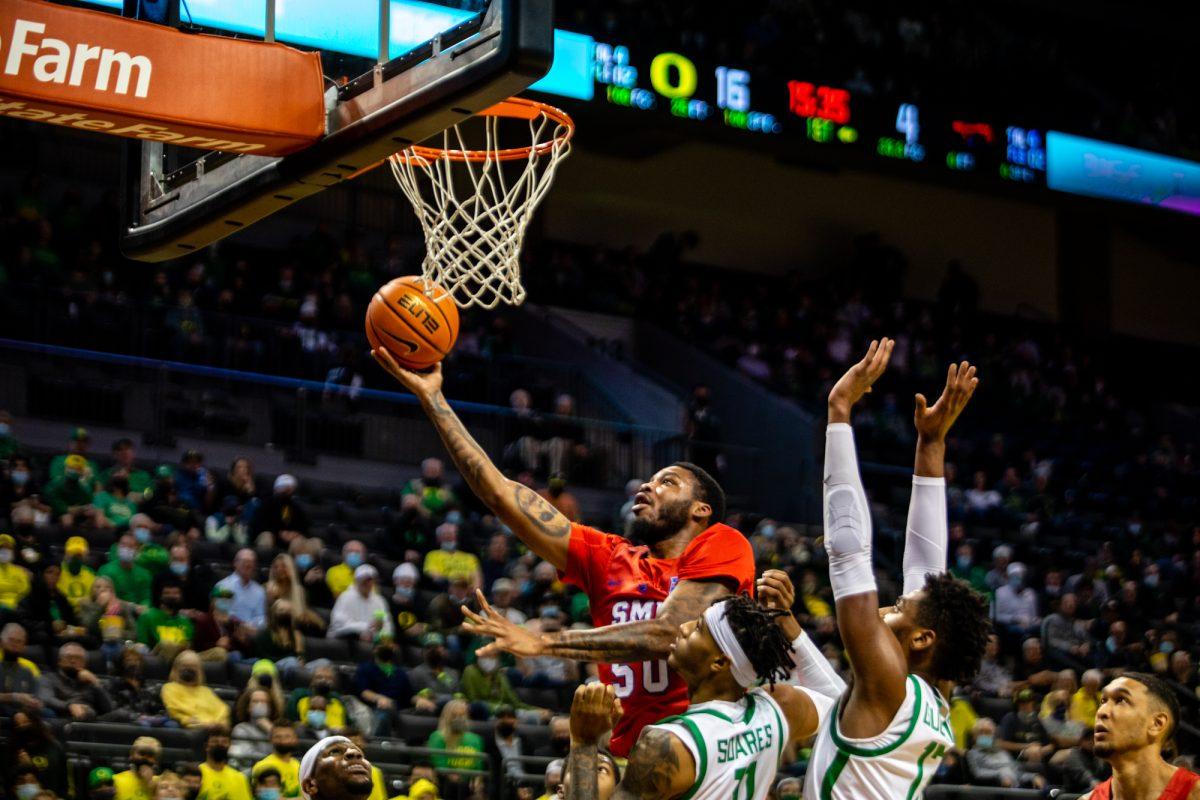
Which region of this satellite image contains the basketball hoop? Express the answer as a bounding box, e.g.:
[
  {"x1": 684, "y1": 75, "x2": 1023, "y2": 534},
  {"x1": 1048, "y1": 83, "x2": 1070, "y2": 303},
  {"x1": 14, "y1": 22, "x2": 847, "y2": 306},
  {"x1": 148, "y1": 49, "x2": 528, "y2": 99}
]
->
[{"x1": 389, "y1": 97, "x2": 574, "y2": 309}]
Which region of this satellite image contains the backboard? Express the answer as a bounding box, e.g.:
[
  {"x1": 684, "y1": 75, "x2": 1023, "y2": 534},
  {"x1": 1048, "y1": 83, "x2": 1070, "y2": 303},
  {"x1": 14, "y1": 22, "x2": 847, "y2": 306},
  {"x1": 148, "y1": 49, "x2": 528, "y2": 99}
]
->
[{"x1": 115, "y1": 0, "x2": 554, "y2": 261}]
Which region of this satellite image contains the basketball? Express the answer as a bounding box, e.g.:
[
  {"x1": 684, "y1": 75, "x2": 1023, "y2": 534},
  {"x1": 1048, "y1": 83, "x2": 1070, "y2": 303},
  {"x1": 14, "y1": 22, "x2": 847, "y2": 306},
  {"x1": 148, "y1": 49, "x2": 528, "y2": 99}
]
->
[{"x1": 365, "y1": 276, "x2": 460, "y2": 370}]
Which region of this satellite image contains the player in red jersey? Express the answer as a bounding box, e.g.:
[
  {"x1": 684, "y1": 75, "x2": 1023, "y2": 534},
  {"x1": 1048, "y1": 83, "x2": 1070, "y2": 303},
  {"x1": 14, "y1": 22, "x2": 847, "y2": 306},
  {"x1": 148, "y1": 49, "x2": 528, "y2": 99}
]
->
[
  {"x1": 1082, "y1": 673, "x2": 1199, "y2": 800},
  {"x1": 373, "y1": 351, "x2": 755, "y2": 756}
]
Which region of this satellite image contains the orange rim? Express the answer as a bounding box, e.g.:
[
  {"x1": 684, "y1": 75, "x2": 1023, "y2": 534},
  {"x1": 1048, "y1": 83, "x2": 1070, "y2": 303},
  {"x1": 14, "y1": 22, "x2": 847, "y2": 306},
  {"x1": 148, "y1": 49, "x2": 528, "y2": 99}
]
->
[{"x1": 396, "y1": 97, "x2": 574, "y2": 164}]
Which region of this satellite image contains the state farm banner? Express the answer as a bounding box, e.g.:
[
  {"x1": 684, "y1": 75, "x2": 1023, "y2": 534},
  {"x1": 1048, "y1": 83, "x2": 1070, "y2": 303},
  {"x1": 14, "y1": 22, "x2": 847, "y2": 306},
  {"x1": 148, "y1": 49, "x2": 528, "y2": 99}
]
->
[{"x1": 0, "y1": 0, "x2": 326, "y2": 155}]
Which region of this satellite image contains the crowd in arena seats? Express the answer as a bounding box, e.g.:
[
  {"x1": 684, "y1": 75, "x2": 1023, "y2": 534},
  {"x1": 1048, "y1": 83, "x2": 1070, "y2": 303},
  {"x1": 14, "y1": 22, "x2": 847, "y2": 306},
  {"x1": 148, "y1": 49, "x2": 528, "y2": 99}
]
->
[{"x1": 556, "y1": 0, "x2": 1196, "y2": 156}]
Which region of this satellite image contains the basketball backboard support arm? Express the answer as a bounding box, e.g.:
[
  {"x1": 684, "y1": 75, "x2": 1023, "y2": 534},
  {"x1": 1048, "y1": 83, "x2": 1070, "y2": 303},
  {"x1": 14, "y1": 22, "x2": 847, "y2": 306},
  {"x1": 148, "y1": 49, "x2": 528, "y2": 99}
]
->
[{"x1": 120, "y1": 0, "x2": 553, "y2": 262}]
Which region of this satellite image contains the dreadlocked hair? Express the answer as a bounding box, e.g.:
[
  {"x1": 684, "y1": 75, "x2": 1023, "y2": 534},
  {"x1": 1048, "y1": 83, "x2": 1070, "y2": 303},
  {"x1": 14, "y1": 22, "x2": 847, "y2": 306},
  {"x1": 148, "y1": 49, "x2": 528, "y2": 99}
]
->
[
  {"x1": 722, "y1": 593, "x2": 794, "y2": 688},
  {"x1": 915, "y1": 572, "x2": 992, "y2": 685}
]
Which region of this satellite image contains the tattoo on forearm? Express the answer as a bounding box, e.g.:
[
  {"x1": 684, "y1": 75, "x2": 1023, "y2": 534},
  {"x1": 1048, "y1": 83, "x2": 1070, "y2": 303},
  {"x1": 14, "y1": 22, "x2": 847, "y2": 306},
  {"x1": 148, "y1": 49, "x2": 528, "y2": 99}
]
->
[
  {"x1": 541, "y1": 581, "x2": 731, "y2": 662},
  {"x1": 426, "y1": 391, "x2": 493, "y2": 489},
  {"x1": 567, "y1": 748, "x2": 599, "y2": 800},
  {"x1": 621, "y1": 729, "x2": 684, "y2": 799},
  {"x1": 513, "y1": 484, "x2": 572, "y2": 539}
]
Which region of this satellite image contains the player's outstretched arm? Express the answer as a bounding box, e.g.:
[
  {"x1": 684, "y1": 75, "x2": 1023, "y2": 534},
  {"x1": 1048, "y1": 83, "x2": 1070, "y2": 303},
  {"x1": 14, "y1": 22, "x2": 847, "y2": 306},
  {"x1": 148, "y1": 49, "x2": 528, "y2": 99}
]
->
[
  {"x1": 902, "y1": 362, "x2": 979, "y2": 593},
  {"x1": 463, "y1": 580, "x2": 731, "y2": 661},
  {"x1": 373, "y1": 349, "x2": 570, "y2": 569},
  {"x1": 757, "y1": 569, "x2": 847, "y2": 700},
  {"x1": 823, "y1": 340, "x2": 910, "y2": 735}
]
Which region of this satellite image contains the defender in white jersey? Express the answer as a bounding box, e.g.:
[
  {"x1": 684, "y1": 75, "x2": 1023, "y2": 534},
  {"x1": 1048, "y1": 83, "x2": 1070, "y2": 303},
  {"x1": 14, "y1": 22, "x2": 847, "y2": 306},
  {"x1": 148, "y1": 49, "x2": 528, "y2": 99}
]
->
[
  {"x1": 564, "y1": 595, "x2": 831, "y2": 800},
  {"x1": 763, "y1": 342, "x2": 991, "y2": 800}
]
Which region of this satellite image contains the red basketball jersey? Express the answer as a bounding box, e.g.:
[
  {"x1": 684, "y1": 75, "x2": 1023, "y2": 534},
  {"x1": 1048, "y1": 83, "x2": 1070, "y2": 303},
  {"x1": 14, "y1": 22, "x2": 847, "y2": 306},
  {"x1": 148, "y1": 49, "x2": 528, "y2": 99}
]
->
[
  {"x1": 1091, "y1": 768, "x2": 1200, "y2": 800},
  {"x1": 562, "y1": 522, "x2": 755, "y2": 756}
]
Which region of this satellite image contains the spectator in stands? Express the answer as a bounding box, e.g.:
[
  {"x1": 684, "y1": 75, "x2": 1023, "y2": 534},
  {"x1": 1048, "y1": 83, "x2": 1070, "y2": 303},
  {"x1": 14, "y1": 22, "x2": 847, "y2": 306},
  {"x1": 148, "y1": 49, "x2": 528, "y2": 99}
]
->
[
  {"x1": 77, "y1": 576, "x2": 137, "y2": 661},
  {"x1": 1042, "y1": 593, "x2": 1093, "y2": 670},
  {"x1": 0, "y1": 533, "x2": 31, "y2": 611},
  {"x1": 253, "y1": 474, "x2": 310, "y2": 545},
  {"x1": 9, "y1": 765, "x2": 45, "y2": 800},
  {"x1": 1, "y1": 457, "x2": 46, "y2": 522},
  {"x1": 480, "y1": 535, "x2": 511, "y2": 594},
  {"x1": 253, "y1": 599, "x2": 306, "y2": 671},
  {"x1": 49, "y1": 427, "x2": 96, "y2": 483},
  {"x1": 1100, "y1": 619, "x2": 1139, "y2": 670},
  {"x1": 535, "y1": 716, "x2": 571, "y2": 759},
  {"x1": 93, "y1": 473, "x2": 138, "y2": 530},
  {"x1": 37, "y1": 641, "x2": 111, "y2": 720},
  {"x1": 231, "y1": 687, "x2": 280, "y2": 766},
  {"x1": 994, "y1": 562, "x2": 1040, "y2": 641},
  {"x1": 484, "y1": 705, "x2": 533, "y2": 789},
  {"x1": 200, "y1": 726, "x2": 252, "y2": 800},
  {"x1": 98, "y1": 532, "x2": 154, "y2": 608},
  {"x1": 155, "y1": 772, "x2": 188, "y2": 800},
  {"x1": 161, "y1": 649, "x2": 230, "y2": 729},
  {"x1": 137, "y1": 574, "x2": 194, "y2": 660},
  {"x1": 518, "y1": 608, "x2": 577, "y2": 690},
  {"x1": 388, "y1": 563, "x2": 427, "y2": 642},
  {"x1": 163, "y1": 539, "x2": 215, "y2": 611},
  {"x1": 298, "y1": 693, "x2": 335, "y2": 738},
  {"x1": 1013, "y1": 637, "x2": 1056, "y2": 691},
  {"x1": 966, "y1": 717, "x2": 1045, "y2": 789},
  {"x1": 221, "y1": 457, "x2": 260, "y2": 512},
  {"x1": 1071, "y1": 668, "x2": 1103, "y2": 726},
  {"x1": 250, "y1": 768, "x2": 282, "y2": 800},
  {"x1": 99, "y1": 647, "x2": 170, "y2": 726},
  {"x1": 326, "y1": 541, "x2": 368, "y2": 599},
  {"x1": 217, "y1": 549, "x2": 267, "y2": 630},
  {"x1": 409, "y1": 632, "x2": 460, "y2": 708},
  {"x1": 267, "y1": 554, "x2": 325, "y2": 634},
  {"x1": 488, "y1": 579, "x2": 527, "y2": 626},
  {"x1": 423, "y1": 523, "x2": 481, "y2": 590},
  {"x1": 188, "y1": 586, "x2": 246, "y2": 660},
  {"x1": 288, "y1": 664, "x2": 350, "y2": 733},
  {"x1": 997, "y1": 688, "x2": 1054, "y2": 765},
  {"x1": 985, "y1": 545, "x2": 1014, "y2": 591},
  {"x1": 402, "y1": 458, "x2": 457, "y2": 516},
  {"x1": 537, "y1": 474, "x2": 580, "y2": 523},
  {"x1": 88, "y1": 767, "x2": 117, "y2": 800},
  {"x1": 0, "y1": 623, "x2": 41, "y2": 714},
  {"x1": 503, "y1": 388, "x2": 543, "y2": 474},
  {"x1": 44, "y1": 454, "x2": 97, "y2": 526},
  {"x1": 99, "y1": 438, "x2": 152, "y2": 504},
  {"x1": 58, "y1": 536, "x2": 95, "y2": 610},
  {"x1": 8, "y1": 710, "x2": 67, "y2": 798},
  {"x1": 176, "y1": 450, "x2": 216, "y2": 512},
  {"x1": 356, "y1": 634, "x2": 418, "y2": 734},
  {"x1": 972, "y1": 633, "x2": 1012, "y2": 698},
  {"x1": 127, "y1": 514, "x2": 170, "y2": 573},
  {"x1": 207, "y1": 496, "x2": 251, "y2": 550},
  {"x1": 0, "y1": 410, "x2": 17, "y2": 462},
  {"x1": 251, "y1": 721, "x2": 301, "y2": 798},
  {"x1": 113, "y1": 739, "x2": 160, "y2": 800},
  {"x1": 427, "y1": 699, "x2": 485, "y2": 782},
  {"x1": 10, "y1": 519, "x2": 45, "y2": 573},
  {"x1": 428, "y1": 578, "x2": 473, "y2": 641},
  {"x1": 17, "y1": 562, "x2": 84, "y2": 647},
  {"x1": 1169, "y1": 650, "x2": 1199, "y2": 702},
  {"x1": 328, "y1": 564, "x2": 392, "y2": 641},
  {"x1": 383, "y1": 492, "x2": 434, "y2": 560},
  {"x1": 289, "y1": 537, "x2": 334, "y2": 610},
  {"x1": 1059, "y1": 727, "x2": 1108, "y2": 793},
  {"x1": 145, "y1": 467, "x2": 204, "y2": 537},
  {"x1": 462, "y1": 651, "x2": 546, "y2": 722},
  {"x1": 950, "y1": 542, "x2": 990, "y2": 595}
]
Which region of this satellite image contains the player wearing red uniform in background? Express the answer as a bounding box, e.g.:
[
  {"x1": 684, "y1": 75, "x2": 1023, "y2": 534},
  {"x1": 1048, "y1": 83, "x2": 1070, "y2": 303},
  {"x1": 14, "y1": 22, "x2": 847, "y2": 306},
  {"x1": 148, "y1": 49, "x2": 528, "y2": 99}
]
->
[
  {"x1": 374, "y1": 352, "x2": 755, "y2": 756},
  {"x1": 1082, "y1": 673, "x2": 1200, "y2": 800}
]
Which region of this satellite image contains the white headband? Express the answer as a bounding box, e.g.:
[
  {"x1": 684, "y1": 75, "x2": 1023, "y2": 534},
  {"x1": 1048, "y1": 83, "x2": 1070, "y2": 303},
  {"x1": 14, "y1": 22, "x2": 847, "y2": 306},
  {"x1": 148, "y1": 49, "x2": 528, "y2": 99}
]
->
[
  {"x1": 703, "y1": 601, "x2": 759, "y2": 689},
  {"x1": 299, "y1": 736, "x2": 353, "y2": 800}
]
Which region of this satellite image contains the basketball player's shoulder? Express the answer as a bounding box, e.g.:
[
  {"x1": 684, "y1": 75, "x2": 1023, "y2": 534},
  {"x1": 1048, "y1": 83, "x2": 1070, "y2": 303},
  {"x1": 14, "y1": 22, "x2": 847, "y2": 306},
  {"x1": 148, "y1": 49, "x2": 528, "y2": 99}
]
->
[{"x1": 683, "y1": 522, "x2": 751, "y2": 555}]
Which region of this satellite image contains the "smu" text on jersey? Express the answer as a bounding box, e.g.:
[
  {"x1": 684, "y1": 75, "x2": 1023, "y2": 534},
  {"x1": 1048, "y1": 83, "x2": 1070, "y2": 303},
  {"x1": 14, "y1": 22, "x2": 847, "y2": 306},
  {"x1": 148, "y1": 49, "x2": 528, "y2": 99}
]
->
[{"x1": 611, "y1": 600, "x2": 663, "y2": 623}]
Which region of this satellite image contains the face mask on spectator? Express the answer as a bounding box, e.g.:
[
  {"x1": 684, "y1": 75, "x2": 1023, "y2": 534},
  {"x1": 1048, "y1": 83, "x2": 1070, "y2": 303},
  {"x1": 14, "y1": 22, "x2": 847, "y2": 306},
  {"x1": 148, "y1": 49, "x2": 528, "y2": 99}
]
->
[
  {"x1": 92, "y1": 790, "x2": 116, "y2": 800},
  {"x1": 478, "y1": 657, "x2": 499, "y2": 673},
  {"x1": 11, "y1": 469, "x2": 28, "y2": 486},
  {"x1": 215, "y1": 599, "x2": 233, "y2": 614},
  {"x1": 62, "y1": 665, "x2": 80, "y2": 679},
  {"x1": 118, "y1": 546, "x2": 137, "y2": 563},
  {"x1": 445, "y1": 510, "x2": 463, "y2": 526},
  {"x1": 759, "y1": 524, "x2": 776, "y2": 539},
  {"x1": 1161, "y1": 641, "x2": 1175, "y2": 654},
  {"x1": 956, "y1": 555, "x2": 971, "y2": 570},
  {"x1": 1145, "y1": 574, "x2": 1159, "y2": 588},
  {"x1": 307, "y1": 710, "x2": 327, "y2": 729},
  {"x1": 1008, "y1": 575, "x2": 1022, "y2": 589},
  {"x1": 170, "y1": 562, "x2": 188, "y2": 576},
  {"x1": 134, "y1": 528, "x2": 152, "y2": 544},
  {"x1": 16, "y1": 785, "x2": 40, "y2": 800},
  {"x1": 440, "y1": 540, "x2": 456, "y2": 552},
  {"x1": 394, "y1": 585, "x2": 415, "y2": 600},
  {"x1": 976, "y1": 735, "x2": 994, "y2": 749},
  {"x1": 0, "y1": 548, "x2": 12, "y2": 563},
  {"x1": 1107, "y1": 636, "x2": 1119, "y2": 653},
  {"x1": 346, "y1": 552, "x2": 364, "y2": 569},
  {"x1": 496, "y1": 720, "x2": 516, "y2": 737},
  {"x1": 0, "y1": 423, "x2": 10, "y2": 436},
  {"x1": 208, "y1": 744, "x2": 229, "y2": 763},
  {"x1": 257, "y1": 789, "x2": 281, "y2": 800},
  {"x1": 251, "y1": 702, "x2": 271, "y2": 720},
  {"x1": 313, "y1": 680, "x2": 332, "y2": 697},
  {"x1": 295, "y1": 554, "x2": 314, "y2": 571},
  {"x1": 67, "y1": 557, "x2": 84, "y2": 575},
  {"x1": 179, "y1": 667, "x2": 199, "y2": 683},
  {"x1": 162, "y1": 597, "x2": 181, "y2": 613}
]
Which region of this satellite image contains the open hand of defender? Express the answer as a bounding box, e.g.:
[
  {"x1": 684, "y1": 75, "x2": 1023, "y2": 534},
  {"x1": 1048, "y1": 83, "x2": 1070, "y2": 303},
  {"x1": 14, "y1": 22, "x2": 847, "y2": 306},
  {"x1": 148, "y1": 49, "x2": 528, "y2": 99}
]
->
[
  {"x1": 828, "y1": 338, "x2": 894, "y2": 421},
  {"x1": 913, "y1": 361, "x2": 979, "y2": 441},
  {"x1": 569, "y1": 683, "x2": 624, "y2": 747},
  {"x1": 462, "y1": 589, "x2": 545, "y2": 658},
  {"x1": 371, "y1": 348, "x2": 443, "y2": 398}
]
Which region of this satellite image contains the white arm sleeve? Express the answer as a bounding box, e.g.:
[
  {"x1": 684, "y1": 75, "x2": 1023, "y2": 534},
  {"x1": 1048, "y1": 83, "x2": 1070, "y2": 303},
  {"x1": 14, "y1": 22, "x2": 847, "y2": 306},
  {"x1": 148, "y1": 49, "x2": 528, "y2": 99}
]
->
[
  {"x1": 822, "y1": 423, "x2": 877, "y2": 600},
  {"x1": 788, "y1": 630, "x2": 848, "y2": 700},
  {"x1": 902, "y1": 475, "x2": 949, "y2": 594}
]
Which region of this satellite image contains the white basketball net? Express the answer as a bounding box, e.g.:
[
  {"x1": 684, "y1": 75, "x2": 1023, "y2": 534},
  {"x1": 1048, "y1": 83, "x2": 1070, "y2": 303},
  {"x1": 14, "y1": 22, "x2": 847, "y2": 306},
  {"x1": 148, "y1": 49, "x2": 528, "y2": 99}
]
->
[{"x1": 388, "y1": 107, "x2": 572, "y2": 309}]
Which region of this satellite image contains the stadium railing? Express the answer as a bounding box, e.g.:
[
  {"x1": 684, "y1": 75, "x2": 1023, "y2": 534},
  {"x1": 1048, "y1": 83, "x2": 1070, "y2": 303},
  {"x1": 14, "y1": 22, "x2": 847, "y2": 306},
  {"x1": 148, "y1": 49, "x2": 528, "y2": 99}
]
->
[
  {"x1": 926, "y1": 787, "x2": 1082, "y2": 799},
  {"x1": 0, "y1": 338, "x2": 761, "y2": 502}
]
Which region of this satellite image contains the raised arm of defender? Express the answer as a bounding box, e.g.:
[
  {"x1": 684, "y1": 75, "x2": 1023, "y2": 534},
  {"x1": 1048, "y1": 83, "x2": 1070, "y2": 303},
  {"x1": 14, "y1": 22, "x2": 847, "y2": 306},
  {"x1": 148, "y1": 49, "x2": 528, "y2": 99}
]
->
[{"x1": 373, "y1": 349, "x2": 572, "y2": 570}]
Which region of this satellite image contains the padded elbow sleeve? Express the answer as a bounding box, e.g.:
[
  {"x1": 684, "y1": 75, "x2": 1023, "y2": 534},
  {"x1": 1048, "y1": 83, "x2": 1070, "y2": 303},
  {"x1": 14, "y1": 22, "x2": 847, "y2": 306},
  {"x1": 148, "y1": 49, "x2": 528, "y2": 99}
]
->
[
  {"x1": 789, "y1": 629, "x2": 848, "y2": 700},
  {"x1": 903, "y1": 475, "x2": 948, "y2": 594},
  {"x1": 823, "y1": 423, "x2": 876, "y2": 600}
]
